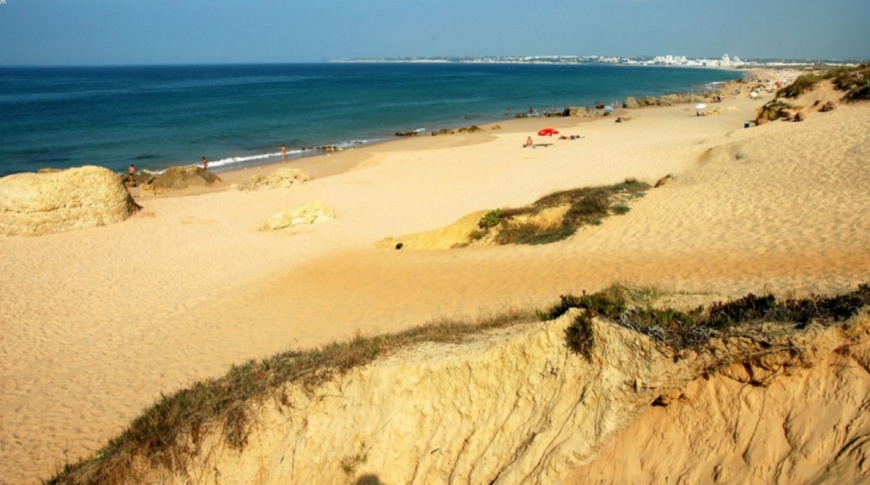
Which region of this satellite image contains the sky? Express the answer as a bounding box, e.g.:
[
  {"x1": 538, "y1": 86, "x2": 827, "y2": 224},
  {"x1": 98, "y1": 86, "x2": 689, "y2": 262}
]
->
[{"x1": 0, "y1": 0, "x2": 867, "y2": 66}]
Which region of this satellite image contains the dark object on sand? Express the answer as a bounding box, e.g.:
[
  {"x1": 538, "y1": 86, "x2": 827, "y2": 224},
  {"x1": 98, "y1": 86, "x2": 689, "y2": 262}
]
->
[{"x1": 395, "y1": 242, "x2": 404, "y2": 250}]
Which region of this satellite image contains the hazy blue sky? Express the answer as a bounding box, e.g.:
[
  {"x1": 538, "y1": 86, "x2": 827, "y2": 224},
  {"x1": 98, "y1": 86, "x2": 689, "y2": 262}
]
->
[{"x1": 0, "y1": 0, "x2": 867, "y2": 65}]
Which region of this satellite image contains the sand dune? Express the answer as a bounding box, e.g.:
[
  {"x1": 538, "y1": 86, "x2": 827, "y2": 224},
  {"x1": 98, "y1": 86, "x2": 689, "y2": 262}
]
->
[{"x1": 1, "y1": 77, "x2": 868, "y2": 483}]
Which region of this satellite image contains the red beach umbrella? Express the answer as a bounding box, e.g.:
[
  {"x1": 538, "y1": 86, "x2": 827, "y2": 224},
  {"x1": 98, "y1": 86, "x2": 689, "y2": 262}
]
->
[{"x1": 537, "y1": 128, "x2": 559, "y2": 136}]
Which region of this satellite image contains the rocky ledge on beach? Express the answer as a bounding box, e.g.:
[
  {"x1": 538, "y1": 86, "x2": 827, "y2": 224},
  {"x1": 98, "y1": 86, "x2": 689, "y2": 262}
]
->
[
  {"x1": 138, "y1": 166, "x2": 222, "y2": 195},
  {"x1": 0, "y1": 165, "x2": 140, "y2": 236},
  {"x1": 53, "y1": 287, "x2": 870, "y2": 484}
]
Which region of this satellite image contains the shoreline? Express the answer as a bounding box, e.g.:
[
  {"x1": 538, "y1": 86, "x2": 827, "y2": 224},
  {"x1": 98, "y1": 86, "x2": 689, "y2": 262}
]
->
[
  {"x1": 132, "y1": 66, "x2": 815, "y2": 200},
  {"x1": 130, "y1": 106, "x2": 612, "y2": 199},
  {"x1": 6, "y1": 68, "x2": 868, "y2": 483},
  {"x1": 0, "y1": 63, "x2": 746, "y2": 179},
  {"x1": 148, "y1": 80, "x2": 747, "y2": 184}
]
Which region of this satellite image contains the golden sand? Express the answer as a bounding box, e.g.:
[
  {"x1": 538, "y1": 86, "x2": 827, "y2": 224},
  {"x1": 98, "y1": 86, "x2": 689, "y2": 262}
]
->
[{"x1": 1, "y1": 74, "x2": 868, "y2": 482}]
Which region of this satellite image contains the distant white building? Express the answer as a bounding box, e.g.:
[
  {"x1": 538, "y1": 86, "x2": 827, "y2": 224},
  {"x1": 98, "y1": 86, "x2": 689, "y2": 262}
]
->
[{"x1": 719, "y1": 54, "x2": 744, "y2": 67}]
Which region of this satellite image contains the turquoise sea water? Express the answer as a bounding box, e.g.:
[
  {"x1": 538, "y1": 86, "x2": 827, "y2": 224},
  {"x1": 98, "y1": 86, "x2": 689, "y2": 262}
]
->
[{"x1": 0, "y1": 63, "x2": 741, "y2": 177}]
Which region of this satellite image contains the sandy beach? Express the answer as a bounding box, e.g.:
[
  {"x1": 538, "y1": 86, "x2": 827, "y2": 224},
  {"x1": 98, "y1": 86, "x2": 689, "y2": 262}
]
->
[{"x1": 2, "y1": 72, "x2": 869, "y2": 483}]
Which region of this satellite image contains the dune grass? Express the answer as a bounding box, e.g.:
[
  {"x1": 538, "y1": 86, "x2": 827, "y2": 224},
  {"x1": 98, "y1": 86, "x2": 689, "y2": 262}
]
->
[
  {"x1": 829, "y1": 63, "x2": 870, "y2": 101},
  {"x1": 774, "y1": 64, "x2": 870, "y2": 101},
  {"x1": 776, "y1": 73, "x2": 823, "y2": 98},
  {"x1": 543, "y1": 283, "x2": 870, "y2": 359}
]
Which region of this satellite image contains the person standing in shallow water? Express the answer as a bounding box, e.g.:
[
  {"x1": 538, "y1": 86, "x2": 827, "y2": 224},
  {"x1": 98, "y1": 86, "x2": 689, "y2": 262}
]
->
[
  {"x1": 282, "y1": 144, "x2": 287, "y2": 160},
  {"x1": 201, "y1": 157, "x2": 208, "y2": 170}
]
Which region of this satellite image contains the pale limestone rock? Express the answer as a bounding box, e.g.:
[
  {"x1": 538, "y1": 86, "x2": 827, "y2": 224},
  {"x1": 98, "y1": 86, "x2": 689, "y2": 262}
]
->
[
  {"x1": 263, "y1": 200, "x2": 334, "y2": 230},
  {"x1": 0, "y1": 165, "x2": 139, "y2": 236},
  {"x1": 234, "y1": 168, "x2": 310, "y2": 191}
]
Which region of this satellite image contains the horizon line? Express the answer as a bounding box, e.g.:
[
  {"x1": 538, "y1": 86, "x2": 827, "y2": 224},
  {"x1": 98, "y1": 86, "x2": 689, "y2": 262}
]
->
[{"x1": 2, "y1": 54, "x2": 866, "y2": 69}]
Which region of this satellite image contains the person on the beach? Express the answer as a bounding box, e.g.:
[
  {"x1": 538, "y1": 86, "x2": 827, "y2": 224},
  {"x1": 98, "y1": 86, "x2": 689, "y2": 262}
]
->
[
  {"x1": 524, "y1": 136, "x2": 533, "y2": 148},
  {"x1": 126, "y1": 164, "x2": 137, "y2": 186},
  {"x1": 282, "y1": 144, "x2": 287, "y2": 160},
  {"x1": 201, "y1": 156, "x2": 208, "y2": 170}
]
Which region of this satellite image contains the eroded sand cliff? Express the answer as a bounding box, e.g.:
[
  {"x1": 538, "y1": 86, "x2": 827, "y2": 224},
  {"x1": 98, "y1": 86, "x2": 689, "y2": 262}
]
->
[{"x1": 65, "y1": 303, "x2": 870, "y2": 484}]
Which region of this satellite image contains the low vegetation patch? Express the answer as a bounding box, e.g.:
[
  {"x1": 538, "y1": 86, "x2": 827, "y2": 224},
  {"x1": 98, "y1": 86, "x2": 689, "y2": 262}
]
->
[
  {"x1": 478, "y1": 209, "x2": 504, "y2": 229},
  {"x1": 773, "y1": 65, "x2": 870, "y2": 104},
  {"x1": 474, "y1": 179, "x2": 650, "y2": 246},
  {"x1": 828, "y1": 63, "x2": 870, "y2": 101},
  {"x1": 756, "y1": 99, "x2": 796, "y2": 125},
  {"x1": 758, "y1": 65, "x2": 869, "y2": 125},
  {"x1": 776, "y1": 73, "x2": 823, "y2": 98},
  {"x1": 541, "y1": 284, "x2": 870, "y2": 357}
]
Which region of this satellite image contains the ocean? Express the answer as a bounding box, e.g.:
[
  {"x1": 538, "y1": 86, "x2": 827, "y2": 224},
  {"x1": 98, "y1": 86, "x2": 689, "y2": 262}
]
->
[{"x1": 0, "y1": 63, "x2": 742, "y2": 177}]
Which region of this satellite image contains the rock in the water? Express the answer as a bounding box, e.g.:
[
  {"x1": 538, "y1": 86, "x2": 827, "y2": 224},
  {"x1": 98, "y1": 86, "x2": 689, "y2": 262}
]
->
[
  {"x1": 263, "y1": 201, "x2": 335, "y2": 230},
  {"x1": 0, "y1": 165, "x2": 140, "y2": 236},
  {"x1": 234, "y1": 168, "x2": 310, "y2": 191}
]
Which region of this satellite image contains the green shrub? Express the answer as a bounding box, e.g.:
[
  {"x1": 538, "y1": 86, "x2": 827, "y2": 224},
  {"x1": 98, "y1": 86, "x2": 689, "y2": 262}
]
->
[
  {"x1": 566, "y1": 190, "x2": 610, "y2": 220},
  {"x1": 756, "y1": 99, "x2": 794, "y2": 124},
  {"x1": 707, "y1": 293, "x2": 776, "y2": 328},
  {"x1": 478, "y1": 209, "x2": 504, "y2": 229},
  {"x1": 777, "y1": 285, "x2": 870, "y2": 324},
  {"x1": 829, "y1": 64, "x2": 870, "y2": 100},
  {"x1": 537, "y1": 291, "x2": 627, "y2": 321},
  {"x1": 846, "y1": 82, "x2": 870, "y2": 101},
  {"x1": 496, "y1": 222, "x2": 577, "y2": 245},
  {"x1": 565, "y1": 314, "x2": 595, "y2": 359},
  {"x1": 612, "y1": 204, "x2": 630, "y2": 215},
  {"x1": 609, "y1": 179, "x2": 648, "y2": 193}
]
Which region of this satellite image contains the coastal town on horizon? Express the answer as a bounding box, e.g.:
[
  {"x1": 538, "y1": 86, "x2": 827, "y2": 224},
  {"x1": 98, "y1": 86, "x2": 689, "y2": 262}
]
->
[{"x1": 334, "y1": 53, "x2": 864, "y2": 68}]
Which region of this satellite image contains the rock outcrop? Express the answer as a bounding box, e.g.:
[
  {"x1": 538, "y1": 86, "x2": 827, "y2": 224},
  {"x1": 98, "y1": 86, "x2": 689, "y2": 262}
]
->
[
  {"x1": 138, "y1": 166, "x2": 221, "y2": 195},
  {"x1": 234, "y1": 168, "x2": 310, "y2": 191},
  {"x1": 262, "y1": 200, "x2": 335, "y2": 230},
  {"x1": 0, "y1": 165, "x2": 140, "y2": 236},
  {"x1": 66, "y1": 307, "x2": 870, "y2": 484},
  {"x1": 624, "y1": 92, "x2": 712, "y2": 109}
]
